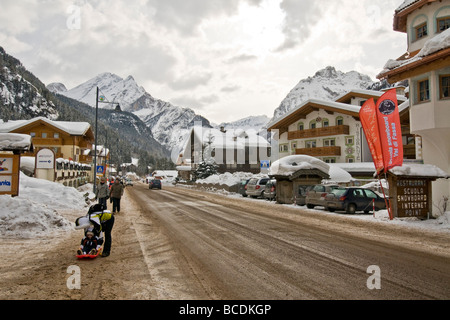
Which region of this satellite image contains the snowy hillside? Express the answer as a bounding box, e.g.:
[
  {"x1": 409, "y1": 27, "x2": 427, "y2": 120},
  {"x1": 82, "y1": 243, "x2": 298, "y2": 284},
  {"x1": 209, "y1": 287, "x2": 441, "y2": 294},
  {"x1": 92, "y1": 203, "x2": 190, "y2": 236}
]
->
[
  {"x1": 57, "y1": 72, "x2": 212, "y2": 150},
  {"x1": 273, "y1": 66, "x2": 375, "y2": 119},
  {"x1": 215, "y1": 115, "x2": 270, "y2": 131},
  {"x1": 0, "y1": 47, "x2": 59, "y2": 121}
]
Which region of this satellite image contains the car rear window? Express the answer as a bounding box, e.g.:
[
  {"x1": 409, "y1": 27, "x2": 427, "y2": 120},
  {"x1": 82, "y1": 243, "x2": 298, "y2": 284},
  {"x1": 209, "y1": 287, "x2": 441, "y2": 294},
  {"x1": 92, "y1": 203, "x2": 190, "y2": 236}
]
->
[
  {"x1": 259, "y1": 178, "x2": 270, "y2": 185},
  {"x1": 248, "y1": 178, "x2": 258, "y2": 185},
  {"x1": 330, "y1": 188, "x2": 346, "y2": 196}
]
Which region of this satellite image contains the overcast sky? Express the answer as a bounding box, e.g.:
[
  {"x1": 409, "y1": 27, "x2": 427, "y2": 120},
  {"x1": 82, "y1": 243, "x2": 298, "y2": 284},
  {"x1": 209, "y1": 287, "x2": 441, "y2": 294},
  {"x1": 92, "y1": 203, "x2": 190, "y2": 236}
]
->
[{"x1": 0, "y1": 0, "x2": 407, "y2": 124}]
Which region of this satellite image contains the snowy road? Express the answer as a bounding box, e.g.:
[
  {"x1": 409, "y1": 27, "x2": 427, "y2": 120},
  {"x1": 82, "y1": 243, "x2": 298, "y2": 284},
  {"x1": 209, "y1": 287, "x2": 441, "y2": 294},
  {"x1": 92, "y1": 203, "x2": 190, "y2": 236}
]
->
[{"x1": 128, "y1": 183, "x2": 450, "y2": 300}]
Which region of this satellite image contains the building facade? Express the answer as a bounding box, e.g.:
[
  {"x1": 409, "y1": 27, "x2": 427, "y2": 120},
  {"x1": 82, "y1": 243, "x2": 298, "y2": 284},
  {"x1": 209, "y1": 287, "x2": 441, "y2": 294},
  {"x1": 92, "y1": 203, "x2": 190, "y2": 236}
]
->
[
  {"x1": 378, "y1": 0, "x2": 450, "y2": 213},
  {"x1": 267, "y1": 90, "x2": 412, "y2": 166}
]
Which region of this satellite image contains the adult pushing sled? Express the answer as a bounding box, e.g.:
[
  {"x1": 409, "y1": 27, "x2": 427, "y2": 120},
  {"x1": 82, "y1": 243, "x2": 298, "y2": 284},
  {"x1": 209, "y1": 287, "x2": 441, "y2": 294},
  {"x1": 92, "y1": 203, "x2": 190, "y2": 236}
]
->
[{"x1": 75, "y1": 203, "x2": 115, "y2": 259}]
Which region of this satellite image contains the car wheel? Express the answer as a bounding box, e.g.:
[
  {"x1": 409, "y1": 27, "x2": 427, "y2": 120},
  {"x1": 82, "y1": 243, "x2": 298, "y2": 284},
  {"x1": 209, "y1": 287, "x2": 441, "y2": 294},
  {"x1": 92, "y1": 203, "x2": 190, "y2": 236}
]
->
[
  {"x1": 327, "y1": 207, "x2": 335, "y2": 212},
  {"x1": 306, "y1": 204, "x2": 314, "y2": 209},
  {"x1": 346, "y1": 203, "x2": 356, "y2": 214}
]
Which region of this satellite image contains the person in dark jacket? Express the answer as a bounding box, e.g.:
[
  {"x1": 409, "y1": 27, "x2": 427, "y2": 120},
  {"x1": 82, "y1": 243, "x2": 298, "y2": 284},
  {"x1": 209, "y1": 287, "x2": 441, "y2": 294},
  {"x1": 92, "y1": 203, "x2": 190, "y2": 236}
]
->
[
  {"x1": 95, "y1": 177, "x2": 110, "y2": 210},
  {"x1": 110, "y1": 179, "x2": 124, "y2": 213}
]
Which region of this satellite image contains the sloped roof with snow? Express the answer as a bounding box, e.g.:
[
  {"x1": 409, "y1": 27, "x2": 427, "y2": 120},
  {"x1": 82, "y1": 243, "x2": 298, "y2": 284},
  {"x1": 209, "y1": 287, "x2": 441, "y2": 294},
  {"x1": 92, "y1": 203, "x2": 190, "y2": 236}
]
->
[
  {"x1": 395, "y1": 0, "x2": 422, "y2": 13},
  {"x1": 378, "y1": 28, "x2": 450, "y2": 81},
  {"x1": 267, "y1": 99, "x2": 361, "y2": 131},
  {"x1": 0, "y1": 117, "x2": 91, "y2": 136}
]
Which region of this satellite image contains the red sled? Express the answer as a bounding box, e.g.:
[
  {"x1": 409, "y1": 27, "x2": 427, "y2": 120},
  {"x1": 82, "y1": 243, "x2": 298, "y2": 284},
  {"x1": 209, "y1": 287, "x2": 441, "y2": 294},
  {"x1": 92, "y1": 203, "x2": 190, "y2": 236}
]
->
[
  {"x1": 76, "y1": 248, "x2": 102, "y2": 259},
  {"x1": 76, "y1": 253, "x2": 99, "y2": 259}
]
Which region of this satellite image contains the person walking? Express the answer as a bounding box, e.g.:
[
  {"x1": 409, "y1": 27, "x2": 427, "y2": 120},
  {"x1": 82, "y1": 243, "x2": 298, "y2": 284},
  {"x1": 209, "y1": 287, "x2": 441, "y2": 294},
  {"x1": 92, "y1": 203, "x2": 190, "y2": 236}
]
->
[
  {"x1": 110, "y1": 178, "x2": 124, "y2": 213},
  {"x1": 95, "y1": 177, "x2": 110, "y2": 210}
]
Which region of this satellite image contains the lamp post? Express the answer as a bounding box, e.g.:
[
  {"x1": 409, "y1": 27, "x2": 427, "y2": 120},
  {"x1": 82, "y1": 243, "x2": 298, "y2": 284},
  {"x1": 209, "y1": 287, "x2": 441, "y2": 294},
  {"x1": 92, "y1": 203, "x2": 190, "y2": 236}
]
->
[{"x1": 93, "y1": 86, "x2": 120, "y2": 194}]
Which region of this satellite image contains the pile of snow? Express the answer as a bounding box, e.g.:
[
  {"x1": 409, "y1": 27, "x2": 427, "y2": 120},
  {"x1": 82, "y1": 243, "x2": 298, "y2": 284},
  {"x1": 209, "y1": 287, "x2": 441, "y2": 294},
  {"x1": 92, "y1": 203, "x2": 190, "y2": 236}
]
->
[
  {"x1": 0, "y1": 133, "x2": 32, "y2": 151},
  {"x1": 389, "y1": 163, "x2": 450, "y2": 178},
  {"x1": 196, "y1": 171, "x2": 257, "y2": 186},
  {"x1": 0, "y1": 172, "x2": 89, "y2": 239},
  {"x1": 269, "y1": 155, "x2": 330, "y2": 177}
]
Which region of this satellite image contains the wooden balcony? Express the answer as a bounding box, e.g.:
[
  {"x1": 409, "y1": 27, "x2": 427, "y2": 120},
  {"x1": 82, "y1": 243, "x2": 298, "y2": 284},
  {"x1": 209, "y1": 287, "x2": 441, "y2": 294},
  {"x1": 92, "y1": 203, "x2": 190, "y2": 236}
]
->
[
  {"x1": 296, "y1": 146, "x2": 341, "y2": 157},
  {"x1": 288, "y1": 125, "x2": 350, "y2": 140},
  {"x1": 31, "y1": 138, "x2": 63, "y2": 146}
]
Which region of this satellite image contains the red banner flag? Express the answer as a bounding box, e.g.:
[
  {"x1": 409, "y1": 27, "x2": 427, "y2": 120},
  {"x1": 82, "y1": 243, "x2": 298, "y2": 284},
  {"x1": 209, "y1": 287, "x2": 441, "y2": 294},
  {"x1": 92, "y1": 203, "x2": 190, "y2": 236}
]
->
[
  {"x1": 375, "y1": 89, "x2": 403, "y2": 173},
  {"x1": 359, "y1": 98, "x2": 384, "y2": 174}
]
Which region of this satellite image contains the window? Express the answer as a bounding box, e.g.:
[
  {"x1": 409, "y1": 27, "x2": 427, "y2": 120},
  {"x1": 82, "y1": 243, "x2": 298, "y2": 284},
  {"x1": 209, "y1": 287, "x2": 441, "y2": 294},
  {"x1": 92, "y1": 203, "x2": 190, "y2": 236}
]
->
[
  {"x1": 345, "y1": 136, "x2": 354, "y2": 145},
  {"x1": 346, "y1": 156, "x2": 355, "y2": 163},
  {"x1": 364, "y1": 189, "x2": 378, "y2": 199},
  {"x1": 323, "y1": 139, "x2": 335, "y2": 147},
  {"x1": 54, "y1": 133, "x2": 60, "y2": 138},
  {"x1": 41, "y1": 132, "x2": 47, "y2": 138},
  {"x1": 415, "y1": 23, "x2": 428, "y2": 39},
  {"x1": 322, "y1": 119, "x2": 329, "y2": 127},
  {"x1": 310, "y1": 121, "x2": 316, "y2": 129},
  {"x1": 30, "y1": 132, "x2": 36, "y2": 137},
  {"x1": 298, "y1": 122, "x2": 304, "y2": 131},
  {"x1": 418, "y1": 79, "x2": 430, "y2": 102},
  {"x1": 438, "y1": 16, "x2": 450, "y2": 32},
  {"x1": 291, "y1": 142, "x2": 297, "y2": 150},
  {"x1": 336, "y1": 117, "x2": 344, "y2": 126},
  {"x1": 440, "y1": 75, "x2": 450, "y2": 99},
  {"x1": 306, "y1": 140, "x2": 316, "y2": 148},
  {"x1": 279, "y1": 144, "x2": 288, "y2": 153},
  {"x1": 324, "y1": 158, "x2": 336, "y2": 163}
]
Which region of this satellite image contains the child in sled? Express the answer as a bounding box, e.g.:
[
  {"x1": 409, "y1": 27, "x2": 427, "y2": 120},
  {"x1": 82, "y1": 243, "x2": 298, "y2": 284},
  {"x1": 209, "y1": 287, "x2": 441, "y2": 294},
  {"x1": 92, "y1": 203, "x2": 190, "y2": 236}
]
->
[{"x1": 77, "y1": 227, "x2": 103, "y2": 256}]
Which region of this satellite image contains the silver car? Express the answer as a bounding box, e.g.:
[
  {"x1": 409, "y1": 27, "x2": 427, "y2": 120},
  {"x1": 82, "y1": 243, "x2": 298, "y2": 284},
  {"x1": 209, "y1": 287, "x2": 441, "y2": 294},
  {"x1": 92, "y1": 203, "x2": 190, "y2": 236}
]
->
[
  {"x1": 305, "y1": 184, "x2": 340, "y2": 209},
  {"x1": 246, "y1": 177, "x2": 270, "y2": 198}
]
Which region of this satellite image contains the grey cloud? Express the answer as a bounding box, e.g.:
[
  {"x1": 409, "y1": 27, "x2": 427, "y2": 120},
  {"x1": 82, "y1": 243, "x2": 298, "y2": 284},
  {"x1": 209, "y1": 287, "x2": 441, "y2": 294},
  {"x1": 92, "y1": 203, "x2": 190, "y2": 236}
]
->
[
  {"x1": 169, "y1": 71, "x2": 213, "y2": 90},
  {"x1": 147, "y1": 0, "x2": 263, "y2": 35},
  {"x1": 225, "y1": 54, "x2": 258, "y2": 64},
  {"x1": 276, "y1": 0, "x2": 323, "y2": 52},
  {"x1": 221, "y1": 85, "x2": 240, "y2": 93}
]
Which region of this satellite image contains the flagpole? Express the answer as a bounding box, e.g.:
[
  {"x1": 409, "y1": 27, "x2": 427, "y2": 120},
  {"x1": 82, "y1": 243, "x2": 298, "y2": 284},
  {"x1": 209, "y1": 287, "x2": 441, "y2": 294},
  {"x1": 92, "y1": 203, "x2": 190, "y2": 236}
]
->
[{"x1": 378, "y1": 174, "x2": 393, "y2": 220}]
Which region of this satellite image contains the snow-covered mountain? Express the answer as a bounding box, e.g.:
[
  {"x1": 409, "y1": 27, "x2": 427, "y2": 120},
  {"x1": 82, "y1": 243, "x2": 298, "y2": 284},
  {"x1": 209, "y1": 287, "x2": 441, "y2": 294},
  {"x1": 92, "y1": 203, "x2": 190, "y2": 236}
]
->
[
  {"x1": 56, "y1": 73, "x2": 212, "y2": 150},
  {"x1": 215, "y1": 115, "x2": 270, "y2": 132},
  {"x1": 273, "y1": 66, "x2": 376, "y2": 119}
]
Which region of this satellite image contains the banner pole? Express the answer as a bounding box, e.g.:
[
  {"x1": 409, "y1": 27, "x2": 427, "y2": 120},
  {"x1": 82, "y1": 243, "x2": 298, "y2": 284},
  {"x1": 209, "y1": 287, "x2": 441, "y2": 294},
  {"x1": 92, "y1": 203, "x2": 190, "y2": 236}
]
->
[{"x1": 378, "y1": 174, "x2": 393, "y2": 220}]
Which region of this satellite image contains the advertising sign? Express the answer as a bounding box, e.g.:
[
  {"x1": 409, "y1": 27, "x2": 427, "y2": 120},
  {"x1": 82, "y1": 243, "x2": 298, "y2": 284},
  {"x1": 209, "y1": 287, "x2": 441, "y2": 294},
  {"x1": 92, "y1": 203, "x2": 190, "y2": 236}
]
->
[
  {"x1": 0, "y1": 175, "x2": 12, "y2": 192},
  {"x1": 36, "y1": 148, "x2": 55, "y2": 169},
  {"x1": 375, "y1": 89, "x2": 403, "y2": 173},
  {"x1": 0, "y1": 157, "x2": 14, "y2": 174},
  {"x1": 396, "y1": 178, "x2": 429, "y2": 218},
  {"x1": 0, "y1": 153, "x2": 20, "y2": 196}
]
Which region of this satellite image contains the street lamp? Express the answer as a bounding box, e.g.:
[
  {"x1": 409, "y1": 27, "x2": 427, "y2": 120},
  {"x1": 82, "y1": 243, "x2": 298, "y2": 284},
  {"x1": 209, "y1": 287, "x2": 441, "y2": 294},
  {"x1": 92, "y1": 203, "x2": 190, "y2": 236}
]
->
[{"x1": 93, "y1": 86, "x2": 120, "y2": 193}]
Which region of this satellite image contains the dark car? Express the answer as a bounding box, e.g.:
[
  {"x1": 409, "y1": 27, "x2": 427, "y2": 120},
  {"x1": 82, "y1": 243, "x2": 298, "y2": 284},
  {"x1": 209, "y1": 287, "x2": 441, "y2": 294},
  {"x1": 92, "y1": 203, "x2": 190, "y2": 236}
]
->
[
  {"x1": 263, "y1": 179, "x2": 277, "y2": 201},
  {"x1": 149, "y1": 179, "x2": 162, "y2": 189},
  {"x1": 325, "y1": 187, "x2": 386, "y2": 214},
  {"x1": 238, "y1": 179, "x2": 250, "y2": 197}
]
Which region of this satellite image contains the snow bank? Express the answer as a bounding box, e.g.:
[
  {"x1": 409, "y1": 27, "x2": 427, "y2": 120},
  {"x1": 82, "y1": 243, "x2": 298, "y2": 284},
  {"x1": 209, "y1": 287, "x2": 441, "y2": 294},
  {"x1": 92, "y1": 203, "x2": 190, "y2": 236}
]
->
[
  {"x1": 0, "y1": 172, "x2": 88, "y2": 238},
  {"x1": 196, "y1": 171, "x2": 256, "y2": 186}
]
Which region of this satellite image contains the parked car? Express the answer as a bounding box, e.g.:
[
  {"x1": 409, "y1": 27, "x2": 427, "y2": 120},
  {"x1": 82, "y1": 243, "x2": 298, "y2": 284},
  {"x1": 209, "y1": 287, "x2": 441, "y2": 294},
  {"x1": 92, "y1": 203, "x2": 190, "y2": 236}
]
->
[
  {"x1": 149, "y1": 179, "x2": 162, "y2": 189},
  {"x1": 246, "y1": 177, "x2": 270, "y2": 198},
  {"x1": 295, "y1": 185, "x2": 314, "y2": 206},
  {"x1": 305, "y1": 184, "x2": 340, "y2": 209},
  {"x1": 126, "y1": 179, "x2": 133, "y2": 186},
  {"x1": 238, "y1": 179, "x2": 250, "y2": 197},
  {"x1": 263, "y1": 179, "x2": 277, "y2": 201},
  {"x1": 325, "y1": 187, "x2": 386, "y2": 214}
]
